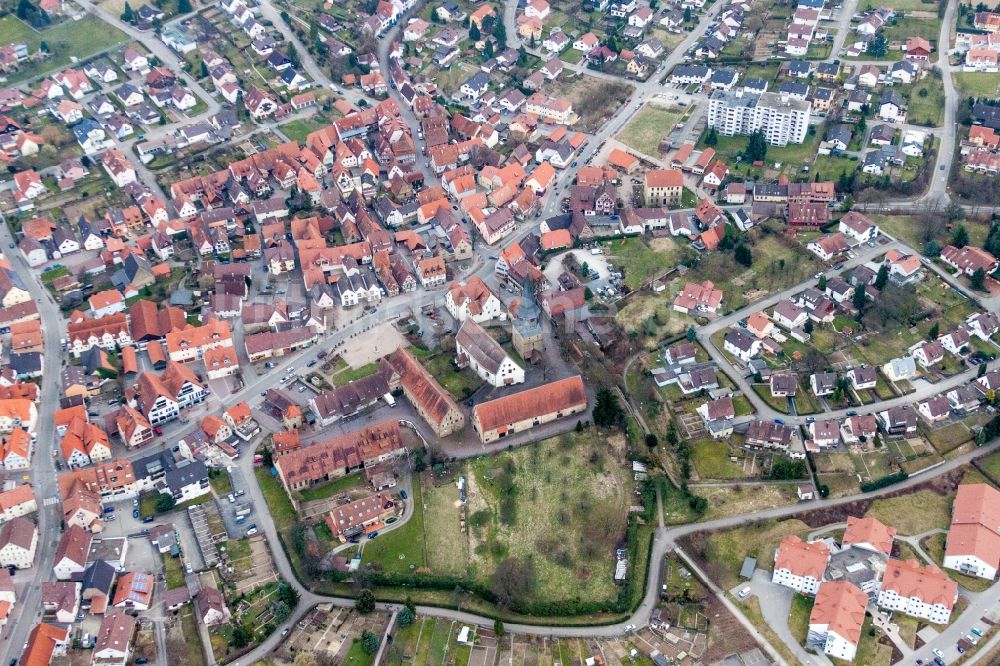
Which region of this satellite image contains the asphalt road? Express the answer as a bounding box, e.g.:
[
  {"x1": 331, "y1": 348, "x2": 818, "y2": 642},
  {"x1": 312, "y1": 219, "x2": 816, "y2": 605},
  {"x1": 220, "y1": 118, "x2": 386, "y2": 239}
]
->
[{"x1": 0, "y1": 222, "x2": 65, "y2": 666}]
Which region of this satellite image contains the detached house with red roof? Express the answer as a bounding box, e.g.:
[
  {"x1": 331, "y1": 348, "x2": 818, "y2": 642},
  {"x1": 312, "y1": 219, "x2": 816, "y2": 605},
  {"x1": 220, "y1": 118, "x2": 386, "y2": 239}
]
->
[
  {"x1": 944, "y1": 483, "x2": 1000, "y2": 580},
  {"x1": 672, "y1": 281, "x2": 723, "y2": 314},
  {"x1": 772, "y1": 535, "x2": 830, "y2": 595}
]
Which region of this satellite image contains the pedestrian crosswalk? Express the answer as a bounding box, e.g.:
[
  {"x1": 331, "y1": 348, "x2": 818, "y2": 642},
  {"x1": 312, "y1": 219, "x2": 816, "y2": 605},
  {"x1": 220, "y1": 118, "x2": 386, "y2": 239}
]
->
[{"x1": 43, "y1": 496, "x2": 60, "y2": 507}]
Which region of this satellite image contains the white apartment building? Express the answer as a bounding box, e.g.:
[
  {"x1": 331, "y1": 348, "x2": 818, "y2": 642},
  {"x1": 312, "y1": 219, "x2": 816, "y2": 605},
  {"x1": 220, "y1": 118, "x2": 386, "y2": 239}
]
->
[
  {"x1": 877, "y1": 559, "x2": 957, "y2": 624},
  {"x1": 707, "y1": 90, "x2": 811, "y2": 146}
]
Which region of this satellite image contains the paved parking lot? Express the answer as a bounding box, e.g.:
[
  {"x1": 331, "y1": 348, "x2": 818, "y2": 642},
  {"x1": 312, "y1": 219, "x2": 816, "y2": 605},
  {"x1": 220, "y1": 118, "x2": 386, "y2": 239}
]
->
[{"x1": 217, "y1": 465, "x2": 258, "y2": 539}]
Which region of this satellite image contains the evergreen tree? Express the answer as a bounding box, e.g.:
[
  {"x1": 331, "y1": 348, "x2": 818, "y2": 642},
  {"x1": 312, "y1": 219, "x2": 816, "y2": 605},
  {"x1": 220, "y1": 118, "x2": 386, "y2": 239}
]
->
[
  {"x1": 852, "y1": 283, "x2": 867, "y2": 316},
  {"x1": 683, "y1": 6, "x2": 692, "y2": 21},
  {"x1": 361, "y1": 630, "x2": 380, "y2": 654},
  {"x1": 817, "y1": 274, "x2": 827, "y2": 290},
  {"x1": 744, "y1": 129, "x2": 767, "y2": 162},
  {"x1": 971, "y1": 267, "x2": 987, "y2": 290},
  {"x1": 593, "y1": 388, "x2": 625, "y2": 428},
  {"x1": 686, "y1": 325, "x2": 697, "y2": 342},
  {"x1": 928, "y1": 322, "x2": 939, "y2": 340},
  {"x1": 868, "y1": 33, "x2": 888, "y2": 58},
  {"x1": 493, "y1": 19, "x2": 506, "y2": 49},
  {"x1": 704, "y1": 127, "x2": 718, "y2": 147},
  {"x1": 199, "y1": 59, "x2": 209, "y2": 78},
  {"x1": 983, "y1": 223, "x2": 1000, "y2": 257},
  {"x1": 177, "y1": 0, "x2": 191, "y2": 12},
  {"x1": 397, "y1": 606, "x2": 415, "y2": 627},
  {"x1": 951, "y1": 224, "x2": 970, "y2": 248},
  {"x1": 923, "y1": 239, "x2": 941, "y2": 257},
  {"x1": 874, "y1": 264, "x2": 889, "y2": 290},
  {"x1": 121, "y1": 0, "x2": 135, "y2": 23},
  {"x1": 356, "y1": 589, "x2": 376, "y2": 614},
  {"x1": 734, "y1": 244, "x2": 753, "y2": 267},
  {"x1": 470, "y1": 23, "x2": 481, "y2": 41}
]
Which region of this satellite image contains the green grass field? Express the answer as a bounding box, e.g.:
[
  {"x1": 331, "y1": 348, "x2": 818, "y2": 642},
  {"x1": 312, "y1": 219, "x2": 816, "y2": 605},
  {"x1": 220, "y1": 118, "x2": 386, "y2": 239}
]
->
[
  {"x1": 342, "y1": 640, "x2": 376, "y2": 666},
  {"x1": 362, "y1": 476, "x2": 426, "y2": 573},
  {"x1": 866, "y1": 489, "x2": 952, "y2": 535},
  {"x1": 954, "y1": 72, "x2": 1000, "y2": 98},
  {"x1": 417, "y1": 350, "x2": 483, "y2": 400},
  {"x1": 681, "y1": 231, "x2": 819, "y2": 312},
  {"x1": 691, "y1": 439, "x2": 745, "y2": 480},
  {"x1": 616, "y1": 105, "x2": 684, "y2": 157},
  {"x1": 602, "y1": 237, "x2": 675, "y2": 291},
  {"x1": 368, "y1": 430, "x2": 632, "y2": 608},
  {"x1": 208, "y1": 469, "x2": 232, "y2": 496},
  {"x1": 466, "y1": 430, "x2": 631, "y2": 605},
  {"x1": 162, "y1": 553, "x2": 186, "y2": 589},
  {"x1": 975, "y1": 450, "x2": 1000, "y2": 483},
  {"x1": 331, "y1": 361, "x2": 379, "y2": 386},
  {"x1": 876, "y1": 0, "x2": 940, "y2": 10},
  {"x1": 925, "y1": 422, "x2": 974, "y2": 453},
  {"x1": 0, "y1": 15, "x2": 128, "y2": 83},
  {"x1": 297, "y1": 472, "x2": 364, "y2": 502},
  {"x1": 703, "y1": 519, "x2": 809, "y2": 589},
  {"x1": 788, "y1": 593, "x2": 814, "y2": 644},
  {"x1": 698, "y1": 130, "x2": 822, "y2": 179},
  {"x1": 278, "y1": 116, "x2": 330, "y2": 143},
  {"x1": 904, "y1": 77, "x2": 945, "y2": 126},
  {"x1": 884, "y1": 18, "x2": 940, "y2": 49}
]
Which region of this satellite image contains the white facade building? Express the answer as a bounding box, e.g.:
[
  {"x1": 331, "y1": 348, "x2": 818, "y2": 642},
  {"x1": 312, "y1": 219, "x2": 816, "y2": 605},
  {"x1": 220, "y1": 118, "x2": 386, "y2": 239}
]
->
[{"x1": 707, "y1": 90, "x2": 811, "y2": 146}]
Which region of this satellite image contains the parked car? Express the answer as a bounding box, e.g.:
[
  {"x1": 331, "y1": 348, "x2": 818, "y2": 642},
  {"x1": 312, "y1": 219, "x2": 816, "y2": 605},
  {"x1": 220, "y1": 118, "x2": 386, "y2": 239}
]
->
[{"x1": 738, "y1": 586, "x2": 752, "y2": 598}]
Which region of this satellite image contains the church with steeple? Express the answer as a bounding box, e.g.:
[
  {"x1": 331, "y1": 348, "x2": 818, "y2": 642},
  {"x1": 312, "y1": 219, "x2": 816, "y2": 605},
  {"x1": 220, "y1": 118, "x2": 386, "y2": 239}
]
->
[{"x1": 512, "y1": 276, "x2": 544, "y2": 359}]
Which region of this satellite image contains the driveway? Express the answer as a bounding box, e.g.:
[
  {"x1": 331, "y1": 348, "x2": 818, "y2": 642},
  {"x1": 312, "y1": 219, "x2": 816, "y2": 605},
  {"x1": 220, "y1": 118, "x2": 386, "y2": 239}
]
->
[{"x1": 741, "y1": 571, "x2": 832, "y2": 666}]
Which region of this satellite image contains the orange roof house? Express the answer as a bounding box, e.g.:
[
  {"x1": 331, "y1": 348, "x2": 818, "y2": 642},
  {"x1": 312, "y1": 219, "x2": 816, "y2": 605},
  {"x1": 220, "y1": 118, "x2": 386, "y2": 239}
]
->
[
  {"x1": 607, "y1": 149, "x2": 639, "y2": 173},
  {"x1": 22, "y1": 623, "x2": 68, "y2": 666},
  {"x1": 541, "y1": 229, "x2": 572, "y2": 251}
]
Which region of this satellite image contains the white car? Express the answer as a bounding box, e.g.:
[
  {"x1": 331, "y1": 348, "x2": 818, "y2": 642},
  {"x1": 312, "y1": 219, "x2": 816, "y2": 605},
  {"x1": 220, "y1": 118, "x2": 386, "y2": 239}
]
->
[
  {"x1": 933, "y1": 649, "x2": 944, "y2": 659},
  {"x1": 738, "y1": 586, "x2": 752, "y2": 599},
  {"x1": 624, "y1": 624, "x2": 636, "y2": 632}
]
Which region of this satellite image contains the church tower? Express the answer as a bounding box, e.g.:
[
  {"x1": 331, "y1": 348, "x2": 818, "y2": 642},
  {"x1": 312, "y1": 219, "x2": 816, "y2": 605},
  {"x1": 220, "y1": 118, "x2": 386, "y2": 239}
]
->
[{"x1": 512, "y1": 276, "x2": 544, "y2": 359}]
